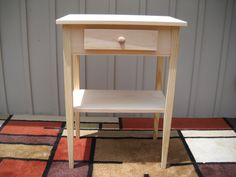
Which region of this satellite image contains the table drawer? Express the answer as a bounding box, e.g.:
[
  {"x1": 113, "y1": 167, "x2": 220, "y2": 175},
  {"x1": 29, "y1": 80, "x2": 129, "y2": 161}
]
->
[{"x1": 84, "y1": 29, "x2": 158, "y2": 51}]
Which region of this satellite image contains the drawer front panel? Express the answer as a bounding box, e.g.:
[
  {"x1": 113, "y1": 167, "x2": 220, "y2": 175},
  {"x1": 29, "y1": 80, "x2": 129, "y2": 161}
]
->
[{"x1": 84, "y1": 29, "x2": 158, "y2": 51}]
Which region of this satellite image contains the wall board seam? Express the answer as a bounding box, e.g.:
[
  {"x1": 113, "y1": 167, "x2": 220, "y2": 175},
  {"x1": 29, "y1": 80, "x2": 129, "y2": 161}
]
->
[
  {"x1": 0, "y1": 26, "x2": 8, "y2": 113},
  {"x1": 187, "y1": 0, "x2": 199, "y2": 116},
  {"x1": 79, "y1": 0, "x2": 86, "y2": 13},
  {"x1": 136, "y1": 0, "x2": 146, "y2": 117},
  {"x1": 107, "y1": 0, "x2": 117, "y2": 117},
  {"x1": 107, "y1": 0, "x2": 116, "y2": 90},
  {"x1": 193, "y1": 0, "x2": 206, "y2": 116},
  {"x1": 188, "y1": 0, "x2": 206, "y2": 116},
  {"x1": 0, "y1": 1, "x2": 9, "y2": 113},
  {"x1": 79, "y1": 0, "x2": 86, "y2": 91},
  {"x1": 163, "y1": 0, "x2": 178, "y2": 94},
  {"x1": 20, "y1": 0, "x2": 33, "y2": 114},
  {"x1": 136, "y1": 0, "x2": 146, "y2": 90},
  {"x1": 0, "y1": 47, "x2": 8, "y2": 113},
  {"x1": 79, "y1": 0, "x2": 86, "y2": 117},
  {"x1": 168, "y1": 0, "x2": 177, "y2": 92},
  {"x1": 213, "y1": 0, "x2": 234, "y2": 116},
  {"x1": 0, "y1": 0, "x2": 234, "y2": 117},
  {"x1": 169, "y1": 0, "x2": 177, "y2": 17},
  {"x1": 108, "y1": 0, "x2": 116, "y2": 117},
  {"x1": 49, "y1": 0, "x2": 60, "y2": 115}
]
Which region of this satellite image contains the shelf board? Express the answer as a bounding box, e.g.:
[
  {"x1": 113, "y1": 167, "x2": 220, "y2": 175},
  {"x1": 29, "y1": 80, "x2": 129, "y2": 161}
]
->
[{"x1": 73, "y1": 89, "x2": 165, "y2": 113}]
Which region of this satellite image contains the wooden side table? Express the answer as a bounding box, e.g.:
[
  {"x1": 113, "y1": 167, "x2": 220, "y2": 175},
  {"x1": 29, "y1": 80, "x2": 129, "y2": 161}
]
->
[{"x1": 56, "y1": 14, "x2": 187, "y2": 169}]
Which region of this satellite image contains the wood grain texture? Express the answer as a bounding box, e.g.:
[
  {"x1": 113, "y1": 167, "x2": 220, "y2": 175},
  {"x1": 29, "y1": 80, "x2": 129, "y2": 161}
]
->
[
  {"x1": 153, "y1": 113, "x2": 160, "y2": 139},
  {"x1": 73, "y1": 55, "x2": 80, "y2": 90},
  {"x1": 156, "y1": 57, "x2": 164, "y2": 90},
  {"x1": 84, "y1": 29, "x2": 158, "y2": 51},
  {"x1": 161, "y1": 28, "x2": 180, "y2": 168},
  {"x1": 153, "y1": 56, "x2": 164, "y2": 139},
  {"x1": 71, "y1": 27, "x2": 171, "y2": 56},
  {"x1": 63, "y1": 27, "x2": 74, "y2": 168},
  {"x1": 73, "y1": 55, "x2": 80, "y2": 138}
]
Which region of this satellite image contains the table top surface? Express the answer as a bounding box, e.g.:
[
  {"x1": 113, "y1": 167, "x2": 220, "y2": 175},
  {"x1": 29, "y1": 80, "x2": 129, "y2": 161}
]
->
[{"x1": 56, "y1": 14, "x2": 187, "y2": 27}]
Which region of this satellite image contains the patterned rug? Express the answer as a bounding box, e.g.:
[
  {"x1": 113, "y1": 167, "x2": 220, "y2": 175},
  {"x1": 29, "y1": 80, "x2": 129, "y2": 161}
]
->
[{"x1": 0, "y1": 115, "x2": 236, "y2": 177}]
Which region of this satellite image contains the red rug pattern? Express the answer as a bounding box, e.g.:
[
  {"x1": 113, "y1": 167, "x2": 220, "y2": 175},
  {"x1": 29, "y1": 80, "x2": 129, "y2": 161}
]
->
[{"x1": 0, "y1": 115, "x2": 235, "y2": 177}]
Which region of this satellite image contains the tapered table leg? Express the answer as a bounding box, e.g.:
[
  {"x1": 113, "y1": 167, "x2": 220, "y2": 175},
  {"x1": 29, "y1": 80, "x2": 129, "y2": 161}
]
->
[
  {"x1": 153, "y1": 56, "x2": 164, "y2": 139},
  {"x1": 63, "y1": 26, "x2": 74, "y2": 169},
  {"x1": 73, "y1": 55, "x2": 81, "y2": 139},
  {"x1": 161, "y1": 28, "x2": 179, "y2": 168}
]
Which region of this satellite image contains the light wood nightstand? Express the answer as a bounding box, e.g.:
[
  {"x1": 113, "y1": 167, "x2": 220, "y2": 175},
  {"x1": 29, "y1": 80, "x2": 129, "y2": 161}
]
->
[{"x1": 56, "y1": 14, "x2": 187, "y2": 169}]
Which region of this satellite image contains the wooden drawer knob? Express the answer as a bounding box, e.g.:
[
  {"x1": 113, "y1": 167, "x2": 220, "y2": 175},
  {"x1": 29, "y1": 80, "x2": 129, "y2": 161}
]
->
[{"x1": 118, "y1": 36, "x2": 126, "y2": 44}]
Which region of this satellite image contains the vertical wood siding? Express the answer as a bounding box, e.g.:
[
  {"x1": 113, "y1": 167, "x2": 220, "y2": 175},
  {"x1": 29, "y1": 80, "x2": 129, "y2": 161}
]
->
[{"x1": 0, "y1": 0, "x2": 235, "y2": 117}]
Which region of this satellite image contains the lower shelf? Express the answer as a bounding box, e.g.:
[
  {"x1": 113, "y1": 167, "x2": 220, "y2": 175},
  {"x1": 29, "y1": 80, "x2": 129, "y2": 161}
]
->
[{"x1": 73, "y1": 89, "x2": 165, "y2": 113}]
